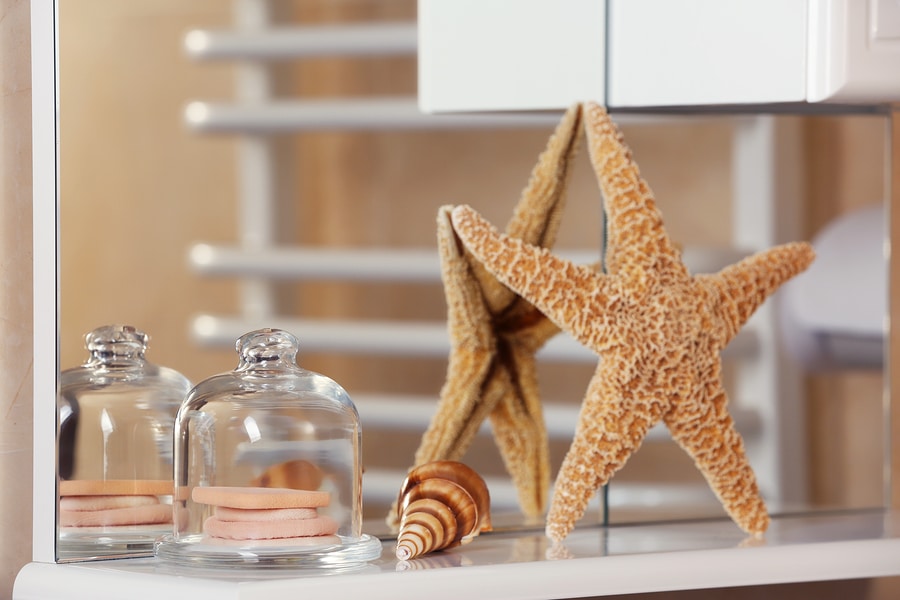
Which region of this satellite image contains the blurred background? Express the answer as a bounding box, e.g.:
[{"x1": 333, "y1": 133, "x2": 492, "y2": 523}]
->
[{"x1": 58, "y1": 0, "x2": 888, "y2": 531}]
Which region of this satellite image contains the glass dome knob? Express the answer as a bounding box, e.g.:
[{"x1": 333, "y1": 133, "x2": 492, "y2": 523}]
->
[
  {"x1": 85, "y1": 324, "x2": 148, "y2": 362},
  {"x1": 237, "y1": 328, "x2": 300, "y2": 367}
]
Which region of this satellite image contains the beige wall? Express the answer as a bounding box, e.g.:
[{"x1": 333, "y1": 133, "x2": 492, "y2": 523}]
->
[
  {"x1": 0, "y1": 0, "x2": 33, "y2": 597},
  {"x1": 58, "y1": 0, "x2": 240, "y2": 382}
]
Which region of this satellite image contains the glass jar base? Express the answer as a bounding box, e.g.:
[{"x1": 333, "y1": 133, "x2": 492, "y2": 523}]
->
[
  {"x1": 58, "y1": 526, "x2": 167, "y2": 560},
  {"x1": 154, "y1": 532, "x2": 383, "y2": 569}
]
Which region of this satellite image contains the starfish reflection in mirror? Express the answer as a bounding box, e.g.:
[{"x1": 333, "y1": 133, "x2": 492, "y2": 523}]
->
[
  {"x1": 388, "y1": 105, "x2": 586, "y2": 529},
  {"x1": 451, "y1": 102, "x2": 815, "y2": 543}
]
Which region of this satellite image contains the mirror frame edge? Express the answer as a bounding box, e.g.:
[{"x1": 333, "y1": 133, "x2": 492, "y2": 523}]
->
[
  {"x1": 30, "y1": 0, "x2": 58, "y2": 564},
  {"x1": 892, "y1": 107, "x2": 899, "y2": 510}
]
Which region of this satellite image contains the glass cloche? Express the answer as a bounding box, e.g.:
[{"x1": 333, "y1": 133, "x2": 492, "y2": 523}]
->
[
  {"x1": 155, "y1": 328, "x2": 382, "y2": 568},
  {"x1": 57, "y1": 324, "x2": 192, "y2": 557}
]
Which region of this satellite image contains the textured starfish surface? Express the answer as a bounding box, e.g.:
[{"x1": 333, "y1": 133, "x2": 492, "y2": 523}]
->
[
  {"x1": 450, "y1": 102, "x2": 816, "y2": 543},
  {"x1": 388, "y1": 105, "x2": 584, "y2": 529}
]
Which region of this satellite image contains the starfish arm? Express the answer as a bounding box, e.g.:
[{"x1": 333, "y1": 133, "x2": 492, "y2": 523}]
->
[
  {"x1": 486, "y1": 345, "x2": 551, "y2": 519},
  {"x1": 436, "y1": 206, "x2": 496, "y2": 349},
  {"x1": 412, "y1": 354, "x2": 499, "y2": 468},
  {"x1": 583, "y1": 102, "x2": 686, "y2": 288},
  {"x1": 506, "y1": 103, "x2": 583, "y2": 246},
  {"x1": 416, "y1": 207, "x2": 498, "y2": 458},
  {"x1": 452, "y1": 205, "x2": 616, "y2": 354},
  {"x1": 475, "y1": 104, "x2": 584, "y2": 312},
  {"x1": 700, "y1": 241, "x2": 815, "y2": 345},
  {"x1": 663, "y1": 372, "x2": 770, "y2": 535},
  {"x1": 514, "y1": 305, "x2": 563, "y2": 351},
  {"x1": 387, "y1": 208, "x2": 498, "y2": 529},
  {"x1": 385, "y1": 358, "x2": 500, "y2": 531},
  {"x1": 496, "y1": 264, "x2": 601, "y2": 359},
  {"x1": 546, "y1": 363, "x2": 664, "y2": 542}
]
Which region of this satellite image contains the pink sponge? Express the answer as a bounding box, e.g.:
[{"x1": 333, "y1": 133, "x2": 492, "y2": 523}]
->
[
  {"x1": 60, "y1": 503, "x2": 171, "y2": 527},
  {"x1": 214, "y1": 506, "x2": 319, "y2": 522},
  {"x1": 192, "y1": 485, "x2": 339, "y2": 542},
  {"x1": 192, "y1": 486, "x2": 330, "y2": 509},
  {"x1": 203, "y1": 514, "x2": 339, "y2": 540},
  {"x1": 58, "y1": 482, "x2": 173, "y2": 528}
]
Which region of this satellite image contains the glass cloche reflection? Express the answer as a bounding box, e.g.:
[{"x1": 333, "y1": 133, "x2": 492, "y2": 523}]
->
[
  {"x1": 155, "y1": 328, "x2": 382, "y2": 568},
  {"x1": 57, "y1": 324, "x2": 192, "y2": 557}
]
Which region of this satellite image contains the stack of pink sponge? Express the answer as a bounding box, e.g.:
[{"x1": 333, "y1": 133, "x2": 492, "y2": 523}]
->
[
  {"x1": 59, "y1": 479, "x2": 172, "y2": 527},
  {"x1": 193, "y1": 486, "x2": 339, "y2": 543}
]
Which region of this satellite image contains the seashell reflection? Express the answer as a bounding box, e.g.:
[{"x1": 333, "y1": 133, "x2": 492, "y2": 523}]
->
[
  {"x1": 250, "y1": 459, "x2": 323, "y2": 491},
  {"x1": 396, "y1": 551, "x2": 472, "y2": 571},
  {"x1": 394, "y1": 461, "x2": 491, "y2": 560}
]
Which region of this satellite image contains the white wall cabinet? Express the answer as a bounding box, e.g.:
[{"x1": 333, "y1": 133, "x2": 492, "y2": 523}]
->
[{"x1": 419, "y1": 0, "x2": 900, "y2": 112}]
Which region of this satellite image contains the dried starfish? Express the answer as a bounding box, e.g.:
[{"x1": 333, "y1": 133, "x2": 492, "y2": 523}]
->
[
  {"x1": 450, "y1": 102, "x2": 815, "y2": 542},
  {"x1": 388, "y1": 105, "x2": 584, "y2": 529}
]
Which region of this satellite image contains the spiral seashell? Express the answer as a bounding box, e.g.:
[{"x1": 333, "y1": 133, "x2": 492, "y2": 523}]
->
[{"x1": 394, "y1": 461, "x2": 491, "y2": 560}]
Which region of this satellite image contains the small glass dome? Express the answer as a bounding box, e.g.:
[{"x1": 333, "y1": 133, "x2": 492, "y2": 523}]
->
[
  {"x1": 57, "y1": 324, "x2": 192, "y2": 558},
  {"x1": 155, "y1": 328, "x2": 382, "y2": 568}
]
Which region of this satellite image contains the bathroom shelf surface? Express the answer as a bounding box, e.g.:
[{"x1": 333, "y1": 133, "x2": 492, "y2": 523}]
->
[{"x1": 14, "y1": 509, "x2": 900, "y2": 599}]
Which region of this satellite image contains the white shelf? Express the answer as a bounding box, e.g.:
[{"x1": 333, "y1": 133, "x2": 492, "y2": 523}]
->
[
  {"x1": 189, "y1": 315, "x2": 758, "y2": 361},
  {"x1": 353, "y1": 396, "x2": 760, "y2": 442},
  {"x1": 188, "y1": 244, "x2": 752, "y2": 282},
  {"x1": 14, "y1": 510, "x2": 900, "y2": 599},
  {"x1": 184, "y1": 23, "x2": 417, "y2": 60},
  {"x1": 183, "y1": 97, "x2": 723, "y2": 134},
  {"x1": 183, "y1": 98, "x2": 566, "y2": 134}
]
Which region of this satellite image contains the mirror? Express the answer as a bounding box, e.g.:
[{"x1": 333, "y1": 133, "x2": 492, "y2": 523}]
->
[{"x1": 51, "y1": 0, "x2": 892, "y2": 563}]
